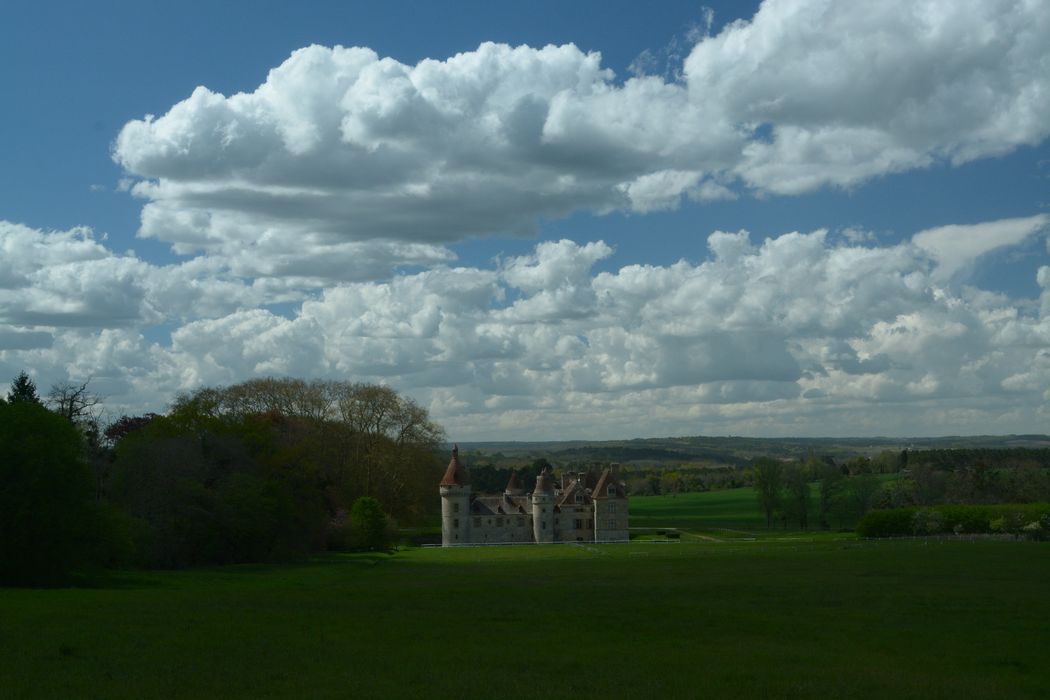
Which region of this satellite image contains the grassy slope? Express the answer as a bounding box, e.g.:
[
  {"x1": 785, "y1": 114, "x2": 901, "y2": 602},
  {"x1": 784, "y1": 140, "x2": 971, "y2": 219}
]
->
[
  {"x1": 630, "y1": 489, "x2": 769, "y2": 531},
  {"x1": 2, "y1": 540, "x2": 1049, "y2": 699}
]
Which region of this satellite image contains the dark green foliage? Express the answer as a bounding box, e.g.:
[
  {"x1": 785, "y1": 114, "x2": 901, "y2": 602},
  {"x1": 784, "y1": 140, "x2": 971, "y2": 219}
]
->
[
  {"x1": 103, "y1": 413, "x2": 159, "y2": 446},
  {"x1": 817, "y1": 459, "x2": 845, "y2": 528},
  {"x1": 780, "y1": 462, "x2": 811, "y2": 529},
  {"x1": 0, "y1": 400, "x2": 97, "y2": 585},
  {"x1": 109, "y1": 414, "x2": 328, "y2": 568},
  {"x1": 752, "y1": 457, "x2": 783, "y2": 527},
  {"x1": 857, "y1": 503, "x2": 1050, "y2": 538},
  {"x1": 855, "y1": 508, "x2": 917, "y2": 538},
  {"x1": 6, "y1": 370, "x2": 40, "y2": 404},
  {"x1": 350, "y1": 496, "x2": 389, "y2": 551},
  {"x1": 908, "y1": 447, "x2": 1050, "y2": 470}
]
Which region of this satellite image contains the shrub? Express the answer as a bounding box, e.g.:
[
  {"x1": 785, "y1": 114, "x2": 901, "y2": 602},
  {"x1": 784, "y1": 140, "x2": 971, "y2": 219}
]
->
[
  {"x1": 350, "y1": 497, "x2": 391, "y2": 552},
  {"x1": 856, "y1": 508, "x2": 915, "y2": 538},
  {"x1": 912, "y1": 508, "x2": 944, "y2": 535},
  {"x1": 857, "y1": 503, "x2": 1050, "y2": 538}
]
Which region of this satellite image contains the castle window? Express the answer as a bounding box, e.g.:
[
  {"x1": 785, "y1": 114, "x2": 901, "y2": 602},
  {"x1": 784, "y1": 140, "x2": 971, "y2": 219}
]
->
[
  {"x1": 609, "y1": 503, "x2": 617, "y2": 513},
  {"x1": 575, "y1": 493, "x2": 583, "y2": 503},
  {"x1": 607, "y1": 485, "x2": 615, "y2": 496},
  {"x1": 575, "y1": 519, "x2": 583, "y2": 529},
  {"x1": 453, "y1": 503, "x2": 460, "y2": 513},
  {"x1": 541, "y1": 522, "x2": 546, "y2": 530},
  {"x1": 587, "y1": 519, "x2": 593, "y2": 528},
  {"x1": 453, "y1": 519, "x2": 459, "y2": 528}
]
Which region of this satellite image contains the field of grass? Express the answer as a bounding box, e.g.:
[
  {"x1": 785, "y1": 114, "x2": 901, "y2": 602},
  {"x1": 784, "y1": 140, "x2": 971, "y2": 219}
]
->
[
  {"x1": 630, "y1": 488, "x2": 770, "y2": 532},
  {"x1": 2, "y1": 538, "x2": 1049, "y2": 699}
]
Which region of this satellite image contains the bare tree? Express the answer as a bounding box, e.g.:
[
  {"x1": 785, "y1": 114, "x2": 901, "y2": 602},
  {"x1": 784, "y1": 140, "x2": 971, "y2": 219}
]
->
[{"x1": 48, "y1": 379, "x2": 103, "y2": 425}]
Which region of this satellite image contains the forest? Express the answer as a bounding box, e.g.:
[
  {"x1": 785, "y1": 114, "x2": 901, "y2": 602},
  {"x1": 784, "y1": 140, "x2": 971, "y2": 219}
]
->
[{"x1": 0, "y1": 373, "x2": 444, "y2": 585}]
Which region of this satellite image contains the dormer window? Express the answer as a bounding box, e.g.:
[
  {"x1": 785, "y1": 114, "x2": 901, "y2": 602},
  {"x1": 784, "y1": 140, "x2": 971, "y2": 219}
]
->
[
  {"x1": 575, "y1": 492, "x2": 583, "y2": 503},
  {"x1": 607, "y1": 485, "x2": 615, "y2": 496}
]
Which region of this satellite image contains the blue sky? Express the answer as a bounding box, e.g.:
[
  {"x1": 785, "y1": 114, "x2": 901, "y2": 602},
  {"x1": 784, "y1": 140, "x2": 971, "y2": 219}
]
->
[{"x1": 2, "y1": 0, "x2": 1049, "y2": 439}]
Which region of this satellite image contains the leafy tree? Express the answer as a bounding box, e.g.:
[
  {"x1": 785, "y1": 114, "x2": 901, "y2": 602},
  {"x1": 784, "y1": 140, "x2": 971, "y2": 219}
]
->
[
  {"x1": 104, "y1": 413, "x2": 160, "y2": 447},
  {"x1": 831, "y1": 474, "x2": 881, "y2": 528},
  {"x1": 816, "y1": 459, "x2": 845, "y2": 529},
  {"x1": 782, "y1": 462, "x2": 812, "y2": 530},
  {"x1": 109, "y1": 411, "x2": 329, "y2": 568},
  {"x1": 752, "y1": 458, "x2": 784, "y2": 528},
  {"x1": 171, "y1": 378, "x2": 445, "y2": 523},
  {"x1": 350, "y1": 496, "x2": 390, "y2": 551},
  {"x1": 7, "y1": 371, "x2": 40, "y2": 404},
  {"x1": 0, "y1": 400, "x2": 98, "y2": 585}
]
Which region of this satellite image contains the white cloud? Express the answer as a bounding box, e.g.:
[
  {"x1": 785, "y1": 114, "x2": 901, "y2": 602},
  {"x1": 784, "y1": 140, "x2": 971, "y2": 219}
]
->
[
  {"x1": 7, "y1": 216, "x2": 1048, "y2": 438},
  {"x1": 912, "y1": 214, "x2": 1049, "y2": 280},
  {"x1": 111, "y1": 1, "x2": 1050, "y2": 272}
]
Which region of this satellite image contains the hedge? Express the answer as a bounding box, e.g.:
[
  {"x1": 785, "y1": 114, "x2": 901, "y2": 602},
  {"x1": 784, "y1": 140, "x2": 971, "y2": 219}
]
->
[{"x1": 856, "y1": 503, "x2": 1050, "y2": 538}]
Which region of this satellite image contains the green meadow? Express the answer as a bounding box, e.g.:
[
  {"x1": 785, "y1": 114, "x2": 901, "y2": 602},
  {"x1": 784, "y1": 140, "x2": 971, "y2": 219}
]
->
[
  {"x1": 2, "y1": 489, "x2": 1047, "y2": 698},
  {"x1": 631, "y1": 489, "x2": 771, "y2": 531}
]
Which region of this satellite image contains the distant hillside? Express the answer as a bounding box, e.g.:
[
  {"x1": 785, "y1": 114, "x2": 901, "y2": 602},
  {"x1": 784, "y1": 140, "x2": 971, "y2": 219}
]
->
[{"x1": 454, "y1": 434, "x2": 1050, "y2": 470}]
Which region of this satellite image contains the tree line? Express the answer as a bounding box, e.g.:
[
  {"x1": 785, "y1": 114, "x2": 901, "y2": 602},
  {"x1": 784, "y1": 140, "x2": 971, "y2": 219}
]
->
[
  {"x1": 0, "y1": 373, "x2": 444, "y2": 585},
  {"x1": 752, "y1": 450, "x2": 1050, "y2": 531}
]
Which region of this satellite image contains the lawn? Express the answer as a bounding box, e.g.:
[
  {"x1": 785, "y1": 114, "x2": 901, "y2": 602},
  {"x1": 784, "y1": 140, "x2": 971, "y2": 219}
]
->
[{"x1": 2, "y1": 539, "x2": 1048, "y2": 699}]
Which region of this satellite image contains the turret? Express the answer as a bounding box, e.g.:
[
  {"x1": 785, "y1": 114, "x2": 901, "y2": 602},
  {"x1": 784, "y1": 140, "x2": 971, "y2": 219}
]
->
[
  {"x1": 531, "y1": 466, "x2": 555, "y2": 543},
  {"x1": 439, "y1": 445, "x2": 471, "y2": 546},
  {"x1": 592, "y1": 467, "x2": 628, "y2": 543},
  {"x1": 504, "y1": 470, "x2": 524, "y2": 497}
]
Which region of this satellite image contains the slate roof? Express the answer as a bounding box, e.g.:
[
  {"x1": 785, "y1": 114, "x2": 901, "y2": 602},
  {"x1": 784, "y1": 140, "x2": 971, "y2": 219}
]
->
[
  {"x1": 592, "y1": 467, "x2": 626, "y2": 498},
  {"x1": 556, "y1": 478, "x2": 592, "y2": 507}
]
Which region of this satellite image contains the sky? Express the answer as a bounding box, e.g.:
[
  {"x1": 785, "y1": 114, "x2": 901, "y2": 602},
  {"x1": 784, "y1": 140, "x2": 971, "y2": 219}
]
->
[{"x1": 1, "y1": 0, "x2": 1049, "y2": 440}]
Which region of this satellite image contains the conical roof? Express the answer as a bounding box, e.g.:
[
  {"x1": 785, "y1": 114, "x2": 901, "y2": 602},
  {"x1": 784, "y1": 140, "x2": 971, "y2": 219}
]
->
[
  {"x1": 439, "y1": 444, "x2": 470, "y2": 487},
  {"x1": 505, "y1": 470, "x2": 523, "y2": 494},
  {"x1": 534, "y1": 466, "x2": 554, "y2": 493}
]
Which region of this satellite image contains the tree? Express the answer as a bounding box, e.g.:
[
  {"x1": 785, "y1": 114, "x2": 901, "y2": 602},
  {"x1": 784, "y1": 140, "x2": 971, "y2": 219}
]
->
[
  {"x1": 350, "y1": 496, "x2": 390, "y2": 551},
  {"x1": 7, "y1": 371, "x2": 40, "y2": 404},
  {"x1": 0, "y1": 400, "x2": 98, "y2": 585},
  {"x1": 47, "y1": 379, "x2": 102, "y2": 425},
  {"x1": 752, "y1": 458, "x2": 784, "y2": 528},
  {"x1": 104, "y1": 413, "x2": 160, "y2": 447},
  {"x1": 782, "y1": 462, "x2": 812, "y2": 530},
  {"x1": 816, "y1": 458, "x2": 845, "y2": 529}
]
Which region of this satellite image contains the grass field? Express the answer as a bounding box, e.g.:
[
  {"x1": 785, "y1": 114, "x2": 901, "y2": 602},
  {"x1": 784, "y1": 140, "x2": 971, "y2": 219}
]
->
[
  {"x1": 630, "y1": 488, "x2": 771, "y2": 532},
  {"x1": 2, "y1": 537, "x2": 1048, "y2": 699}
]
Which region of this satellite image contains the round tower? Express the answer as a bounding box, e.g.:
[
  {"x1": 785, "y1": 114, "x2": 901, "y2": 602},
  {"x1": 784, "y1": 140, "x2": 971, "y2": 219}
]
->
[
  {"x1": 531, "y1": 466, "x2": 555, "y2": 543},
  {"x1": 439, "y1": 444, "x2": 471, "y2": 546}
]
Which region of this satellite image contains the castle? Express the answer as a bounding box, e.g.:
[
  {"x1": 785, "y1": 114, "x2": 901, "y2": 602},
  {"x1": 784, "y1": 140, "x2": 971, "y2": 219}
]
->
[{"x1": 439, "y1": 445, "x2": 629, "y2": 546}]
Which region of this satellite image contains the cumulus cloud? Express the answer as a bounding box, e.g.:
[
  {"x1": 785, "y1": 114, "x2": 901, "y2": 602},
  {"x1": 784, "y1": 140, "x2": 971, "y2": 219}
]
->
[
  {"x1": 112, "y1": 0, "x2": 1050, "y2": 271},
  {"x1": 6, "y1": 214, "x2": 1048, "y2": 439},
  {"x1": 912, "y1": 214, "x2": 1049, "y2": 280}
]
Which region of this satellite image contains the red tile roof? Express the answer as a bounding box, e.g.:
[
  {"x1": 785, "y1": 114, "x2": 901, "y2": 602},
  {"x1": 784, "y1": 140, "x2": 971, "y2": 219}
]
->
[{"x1": 439, "y1": 444, "x2": 470, "y2": 487}]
